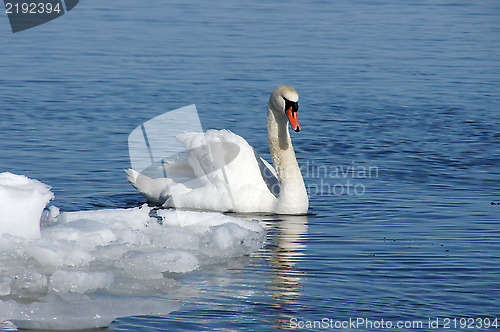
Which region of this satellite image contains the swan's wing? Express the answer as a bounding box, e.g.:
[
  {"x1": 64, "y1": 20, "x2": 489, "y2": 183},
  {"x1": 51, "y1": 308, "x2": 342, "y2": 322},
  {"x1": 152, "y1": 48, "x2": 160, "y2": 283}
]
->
[
  {"x1": 124, "y1": 168, "x2": 174, "y2": 204},
  {"x1": 167, "y1": 129, "x2": 276, "y2": 212},
  {"x1": 134, "y1": 153, "x2": 196, "y2": 180},
  {"x1": 175, "y1": 131, "x2": 240, "y2": 185},
  {"x1": 161, "y1": 153, "x2": 196, "y2": 179},
  {"x1": 255, "y1": 153, "x2": 279, "y2": 198},
  {"x1": 126, "y1": 129, "x2": 277, "y2": 212}
]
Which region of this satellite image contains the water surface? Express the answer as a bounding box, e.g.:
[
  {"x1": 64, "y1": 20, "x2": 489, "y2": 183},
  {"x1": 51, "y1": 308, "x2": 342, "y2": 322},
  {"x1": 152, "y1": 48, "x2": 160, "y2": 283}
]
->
[{"x1": 1, "y1": 0, "x2": 499, "y2": 330}]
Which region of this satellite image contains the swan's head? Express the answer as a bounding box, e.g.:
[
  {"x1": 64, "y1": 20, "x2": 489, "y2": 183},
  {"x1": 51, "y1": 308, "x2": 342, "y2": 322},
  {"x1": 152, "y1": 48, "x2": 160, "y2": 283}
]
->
[{"x1": 269, "y1": 86, "x2": 301, "y2": 132}]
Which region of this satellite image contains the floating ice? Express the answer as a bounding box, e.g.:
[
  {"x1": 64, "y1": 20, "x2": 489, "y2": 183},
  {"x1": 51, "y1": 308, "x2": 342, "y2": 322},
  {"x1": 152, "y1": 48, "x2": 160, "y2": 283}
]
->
[
  {"x1": 0, "y1": 294, "x2": 180, "y2": 330},
  {"x1": 0, "y1": 172, "x2": 53, "y2": 239},
  {"x1": 48, "y1": 270, "x2": 114, "y2": 294},
  {"x1": 0, "y1": 173, "x2": 266, "y2": 330}
]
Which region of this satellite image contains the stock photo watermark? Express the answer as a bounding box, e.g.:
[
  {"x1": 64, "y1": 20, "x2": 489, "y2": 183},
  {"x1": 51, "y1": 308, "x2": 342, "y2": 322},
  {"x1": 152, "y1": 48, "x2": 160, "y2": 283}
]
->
[
  {"x1": 127, "y1": 104, "x2": 241, "y2": 210},
  {"x1": 127, "y1": 105, "x2": 380, "y2": 207},
  {"x1": 3, "y1": 0, "x2": 79, "y2": 33},
  {"x1": 301, "y1": 161, "x2": 379, "y2": 197},
  {"x1": 289, "y1": 316, "x2": 499, "y2": 330}
]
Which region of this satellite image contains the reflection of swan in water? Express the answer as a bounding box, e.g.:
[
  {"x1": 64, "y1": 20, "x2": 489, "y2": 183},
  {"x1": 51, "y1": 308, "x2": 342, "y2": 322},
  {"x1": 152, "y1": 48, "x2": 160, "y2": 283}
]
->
[
  {"x1": 125, "y1": 86, "x2": 308, "y2": 214},
  {"x1": 260, "y1": 214, "x2": 309, "y2": 328}
]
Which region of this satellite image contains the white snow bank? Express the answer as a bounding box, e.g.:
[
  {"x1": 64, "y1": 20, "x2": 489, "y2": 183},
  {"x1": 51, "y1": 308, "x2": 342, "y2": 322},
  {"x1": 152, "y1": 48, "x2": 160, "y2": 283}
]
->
[
  {"x1": 0, "y1": 172, "x2": 53, "y2": 238},
  {"x1": 0, "y1": 173, "x2": 266, "y2": 330}
]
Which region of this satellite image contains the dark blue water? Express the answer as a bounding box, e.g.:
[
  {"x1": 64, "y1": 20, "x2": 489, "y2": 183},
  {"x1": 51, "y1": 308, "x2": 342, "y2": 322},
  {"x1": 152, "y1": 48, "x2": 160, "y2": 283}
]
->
[{"x1": 1, "y1": 0, "x2": 499, "y2": 330}]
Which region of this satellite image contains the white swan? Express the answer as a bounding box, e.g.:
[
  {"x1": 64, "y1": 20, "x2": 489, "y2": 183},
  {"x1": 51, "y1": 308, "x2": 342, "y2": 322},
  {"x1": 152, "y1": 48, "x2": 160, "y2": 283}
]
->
[{"x1": 125, "y1": 86, "x2": 308, "y2": 214}]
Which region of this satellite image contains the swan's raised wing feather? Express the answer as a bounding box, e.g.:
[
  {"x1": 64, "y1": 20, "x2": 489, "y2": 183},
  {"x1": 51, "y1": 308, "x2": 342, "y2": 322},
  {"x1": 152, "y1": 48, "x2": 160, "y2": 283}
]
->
[
  {"x1": 255, "y1": 152, "x2": 279, "y2": 198},
  {"x1": 167, "y1": 129, "x2": 276, "y2": 212}
]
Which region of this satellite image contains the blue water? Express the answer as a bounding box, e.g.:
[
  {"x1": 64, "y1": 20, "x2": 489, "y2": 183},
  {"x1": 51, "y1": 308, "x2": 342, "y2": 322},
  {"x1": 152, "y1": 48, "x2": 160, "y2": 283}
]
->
[{"x1": 1, "y1": 0, "x2": 500, "y2": 330}]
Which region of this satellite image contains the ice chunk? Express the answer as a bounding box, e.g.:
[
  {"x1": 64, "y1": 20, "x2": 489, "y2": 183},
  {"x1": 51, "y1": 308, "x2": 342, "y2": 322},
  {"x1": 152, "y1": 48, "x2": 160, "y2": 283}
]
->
[
  {"x1": 49, "y1": 270, "x2": 114, "y2": 294},
  {"x1": 23, "y1": 241, "x2": 93, "y2": 268},
  {"x1": 157, "y1": 209, "x2": 264, "y2": 233},
  {"x1": 57, "y1": 204, "x2": 153, "y2": 230},
  {"x1": 149, "y1": 227, "x2": 200, "y2": 250},
  {"x1": 157, "y1": 209, "x2": 266, "y2": 257},
  {"x1": 10, "y1": 268, "x2": 48, "y2": 298},
  {"x1": 40, "y1": 205, "x2": 60, "y2": 227},
  {"x1": 43, "y1": 219, "x2": 117, "y2": 248},
  {"x1": 0, "y1": 294, "x2": 180, "y2": 330},
  {"x1": 61, "y1": 245, "x2": 94, "y2": 267},
  {"x1": 0, "y1": 276, "x2": 11, "y2": 296},
  {"x1": 204, "y1": 222, "x2": 266, "y2": 257},
  {"x1": 111, "y1": 277, "x2": 181, "y2": 295},
  {"x1": 0, "y1": 174, "x2": 266, "y2": 330},
  {"x1": 117, "y1": 250, "x2": 200, "y2": 278},
  {"x1": 0, "y1": 173, "x2": 53, "y2": 238},
  {"x1": 24, "y1": 242, "x2": 65, "y2": 267}
]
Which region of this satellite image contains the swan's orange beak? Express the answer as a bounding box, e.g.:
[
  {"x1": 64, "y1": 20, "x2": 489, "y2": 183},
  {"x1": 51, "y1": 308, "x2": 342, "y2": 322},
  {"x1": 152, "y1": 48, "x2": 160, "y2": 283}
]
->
[{"x1": 286, "y1": 107, "x2": 301, "y2": 132}]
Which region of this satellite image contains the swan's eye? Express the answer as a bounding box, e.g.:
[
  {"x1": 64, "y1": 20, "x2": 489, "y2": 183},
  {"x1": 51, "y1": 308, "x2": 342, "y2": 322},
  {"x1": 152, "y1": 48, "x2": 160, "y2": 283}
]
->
[{"x1": 283, "y1": 98, "x2": 298, "y2": 113}]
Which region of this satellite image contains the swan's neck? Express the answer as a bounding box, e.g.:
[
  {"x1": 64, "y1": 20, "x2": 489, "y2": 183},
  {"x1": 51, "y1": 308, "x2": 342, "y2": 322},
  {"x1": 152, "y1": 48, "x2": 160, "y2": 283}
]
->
[{"x1": 267, "y1": 107, "x2": 309, "y2": 214}]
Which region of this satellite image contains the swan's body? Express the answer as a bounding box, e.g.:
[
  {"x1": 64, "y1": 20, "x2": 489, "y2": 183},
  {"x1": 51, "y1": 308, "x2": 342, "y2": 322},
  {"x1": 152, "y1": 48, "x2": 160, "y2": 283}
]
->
[{"x1": 125, "y1": 86, "x2": 308, "y2": 214}]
